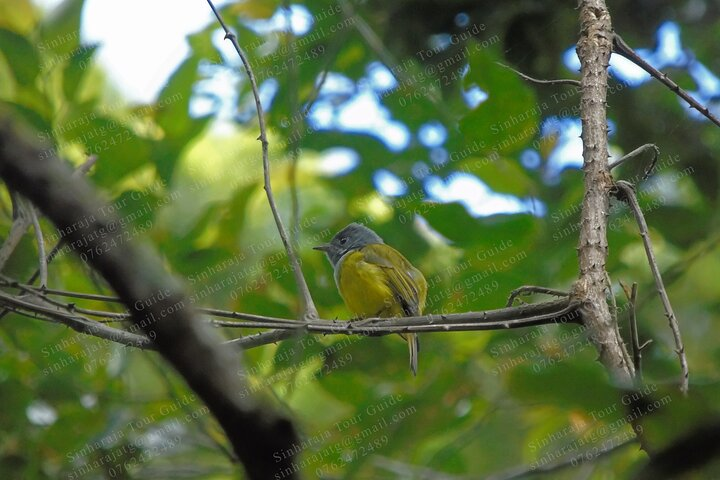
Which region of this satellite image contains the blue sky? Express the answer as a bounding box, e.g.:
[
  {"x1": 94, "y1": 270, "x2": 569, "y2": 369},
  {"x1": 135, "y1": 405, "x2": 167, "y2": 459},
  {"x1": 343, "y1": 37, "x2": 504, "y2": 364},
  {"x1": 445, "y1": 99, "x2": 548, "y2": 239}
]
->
[{"x1": 33, "y1": 1, "x2": 720, "y2": 218}]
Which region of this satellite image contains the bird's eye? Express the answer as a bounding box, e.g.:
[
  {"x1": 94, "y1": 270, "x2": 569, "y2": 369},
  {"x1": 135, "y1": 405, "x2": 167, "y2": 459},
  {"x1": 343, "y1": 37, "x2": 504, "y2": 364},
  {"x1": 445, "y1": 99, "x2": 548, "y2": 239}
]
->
[{"x1": 340, "y1": 236, "x2": 348, "y2": 245}]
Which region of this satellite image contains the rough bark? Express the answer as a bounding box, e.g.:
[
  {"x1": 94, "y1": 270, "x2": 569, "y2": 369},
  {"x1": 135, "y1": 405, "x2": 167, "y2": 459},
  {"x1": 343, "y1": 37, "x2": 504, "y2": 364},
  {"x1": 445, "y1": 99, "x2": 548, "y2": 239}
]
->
[
  {"x1": 0, "y1": 121, "x2": 299, "y2": 480},
  {"x1": 573, "y1": 0, "x2": 635, "y2": 387}
]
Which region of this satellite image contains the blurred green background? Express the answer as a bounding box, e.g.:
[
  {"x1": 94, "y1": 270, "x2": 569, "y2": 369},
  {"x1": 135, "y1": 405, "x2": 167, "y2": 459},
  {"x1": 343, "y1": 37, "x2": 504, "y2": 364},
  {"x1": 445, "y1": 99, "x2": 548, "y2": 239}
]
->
[{"x1": 1, "y1": 0, "x2": 720, "y2": 478}]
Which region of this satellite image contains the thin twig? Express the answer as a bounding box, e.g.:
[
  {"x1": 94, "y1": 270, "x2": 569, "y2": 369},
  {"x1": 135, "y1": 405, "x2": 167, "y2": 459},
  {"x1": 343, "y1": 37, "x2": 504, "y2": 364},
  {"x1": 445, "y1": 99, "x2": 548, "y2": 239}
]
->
[
  {"x1": 487, "y1": 438, "x2": 637, "y2": 480},
  {"x1": 301, "y1": 26, "x2": 348, "y2": 116},
  {"x1": 613, "y1": 33, "x2": 720, "y2": 129},
  {"x1": 3, "y1": 277, "x2": 581, "y2": 333},
  {"x1": 26, "y1": 155, "x2": 99, "y2": 285},
  {"x1": 621, "y1": 281, "x2": 643, "y2": 384},
  {"x1": 0, "y1": 290, "x2": 153, "y2": 348},
  {"x1": 206, "y1": 0, "x2": 318, "y2": 321},
  {"x1": 284, "y1": 3, "x2": 301, "y2": 254},
  {"x1": 337, "y1": 0, "x2": 454, "y2": 123},
  {"x1": 613, "y1": 180, "x2": 688, "y2": 394},
  {"x1": 608, "y1": 143, "x2": 659, "y2": 180},
  {"x1": 27, "y1": 202, "x2": 47, "y2": 287},
  {"x1": 3, "y1": 279, "x2": 128, "y2": 320},
  {"x1": 224, "y1": 300, "x2": 581, "y2": 350},
  {"x1": 496, "y1": 62, "x2": 581, "y2": 87},
  {"x1": 0, "y1": 191, "x2": 33, "y2": 271},
  {"x1": 506, "y1": 285, "x2": 568, "y2": 307},
  {"x1": 0, "y1": 279, "x2": 309, "y2": 325},
  {"x1": 374, "y1": 456, "x2": 467, "y2": 480},
  {"x1": 303, "y1": 68, "x2": 331, "y2": 116},
  {"x1": 74, "y1": 154, "x2": 98, "y2": 176},
  {"x1": 0, "y1": 272, "x2": 581, "y2": 348}
]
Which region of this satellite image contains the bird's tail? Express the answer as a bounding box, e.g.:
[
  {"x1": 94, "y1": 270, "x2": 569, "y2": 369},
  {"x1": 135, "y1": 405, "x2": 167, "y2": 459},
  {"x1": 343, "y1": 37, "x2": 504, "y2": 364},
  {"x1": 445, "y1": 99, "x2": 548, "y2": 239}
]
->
[{"x1": 407, "y1": 333, "x2": 419, "y2": 376}]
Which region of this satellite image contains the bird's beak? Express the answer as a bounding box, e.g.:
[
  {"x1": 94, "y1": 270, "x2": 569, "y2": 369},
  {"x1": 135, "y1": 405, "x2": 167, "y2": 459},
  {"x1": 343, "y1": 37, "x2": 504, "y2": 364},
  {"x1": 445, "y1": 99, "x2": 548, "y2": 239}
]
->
[{"x1": 313, "y1": 244, "x2": 331, "y2": 252}]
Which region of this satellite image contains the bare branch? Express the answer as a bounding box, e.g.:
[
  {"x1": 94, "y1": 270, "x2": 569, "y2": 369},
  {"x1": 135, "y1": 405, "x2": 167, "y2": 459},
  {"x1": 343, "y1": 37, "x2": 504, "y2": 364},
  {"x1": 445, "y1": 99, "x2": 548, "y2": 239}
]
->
[
  {"x1": 608, "y1": 143, "x2": 659, "y2": 179},
  {"x1": 337, "y1": 0, "x2": 454, "y2": 123},
  {"x1": 222, "y1": 300, "x2": 581, "y2": 351},
  {"x1": 0, "y1": 290, "x2": 153, "y2": 349},
  {"x1": 283, "y1": 3, "x2": 301, "y2": 254},
  {"x1": 26, "y1": 155, "x2": 100, "y2": 285},
  {"x1": 74, "y1": 154, "x2": 98, "y2": 176},
  {"x1": 0, "y1": 191, "x2": 33, "y2": 271},
  {"x1": 496, "y1": 62, "x2": 581, "y2": 87},
  {"x1": 613, "y1": 180, "x2": 688, "y2": 394},
  {"x1": 574, "y1": 0, "x2": 635, "y2": 387},
  {"x1": 27, "y1": 202, "x2": 47, "y2": 286},
  {"x1": 487, "y1": 438, "x2": 636, "y2": 480},
  {"x1": 0, "y1": 277, "x2": 580, "y2": 350},
  {"x1": 303, "y1": 68, "x2": 332, "y2": 116},
  {"x1": 374, "y1": 456, "x2": 467, "y2": 480},
  {"x1": 206, "y1": 0, "x2": 319, "y2": 321},
  {"x1": 620, "y1": 281, "x2": 643, "y2": 384},
  {"x1": 613, "y1": 33, "x2": 720, "y2": 129},
  {"x1": 506, "y1": 285, "x2": 568, "y2": 307}
]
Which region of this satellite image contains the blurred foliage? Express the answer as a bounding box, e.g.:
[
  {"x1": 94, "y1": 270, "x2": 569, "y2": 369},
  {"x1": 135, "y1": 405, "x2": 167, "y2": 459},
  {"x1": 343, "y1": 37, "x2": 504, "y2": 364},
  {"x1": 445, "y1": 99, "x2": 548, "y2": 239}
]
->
[{"x1": 1, "y1": 0, "x2": 720, "y2": 478}]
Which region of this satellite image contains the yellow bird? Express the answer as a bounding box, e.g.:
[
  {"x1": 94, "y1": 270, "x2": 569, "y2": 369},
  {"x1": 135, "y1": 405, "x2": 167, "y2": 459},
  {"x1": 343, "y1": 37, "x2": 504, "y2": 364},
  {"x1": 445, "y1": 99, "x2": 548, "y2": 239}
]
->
[{"x1": 314, "y1": 223, "x2": 427, "y2": 375}]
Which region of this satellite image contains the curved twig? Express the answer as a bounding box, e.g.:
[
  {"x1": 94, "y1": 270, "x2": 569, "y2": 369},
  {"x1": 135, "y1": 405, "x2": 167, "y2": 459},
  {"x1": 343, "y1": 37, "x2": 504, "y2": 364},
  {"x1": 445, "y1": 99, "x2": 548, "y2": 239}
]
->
[
  {"x1": 206, "y1": 0, "x2": 318, "y2": 321},
  {"x1": 506, "y1": 285, "x2": 569, "y2": 307},
  {"x1": 608, "y1": 143, "x2": 659, "y2": 179},
  {"x1": 496, "y1": 62, "x2": 581, "y2": 87},
  {"x1": 613, "y1": 180, "x2": 688, "y2": 394},
  {"x1": 613, "y1": 33, "x2": 720, "y2": 129},
  {"x1": 0, "y1": 192, "x2": 33, "y2": 272}
]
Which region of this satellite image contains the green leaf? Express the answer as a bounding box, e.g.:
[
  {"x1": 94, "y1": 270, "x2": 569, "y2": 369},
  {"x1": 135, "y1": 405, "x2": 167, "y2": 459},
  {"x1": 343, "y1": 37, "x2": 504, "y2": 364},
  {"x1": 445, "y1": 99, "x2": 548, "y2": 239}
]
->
[
  {"x1": 38, "y1": 0, "x2": 84, "y2": 57},
  {"x1": 458, "y1": 156, "x2": 535, "y2": 196},
  {"x1": 57, "y1": 110, "x2": 152, "y2": 184},
  {"x1": 2, "y1": 100, "x2": 52, "y2": 134},
  {"x1": 155, "y1": 56, "x2": 210, "y2": 181},
  {"x1": 62, "y1": 44, "x2": 98, "y2": 100},
  {"x1": 0, "y1": 28, "x2": 40, "y2": 84},
  {"x1": 508, "y1": 359, "x2": 619, "y2": 413}
]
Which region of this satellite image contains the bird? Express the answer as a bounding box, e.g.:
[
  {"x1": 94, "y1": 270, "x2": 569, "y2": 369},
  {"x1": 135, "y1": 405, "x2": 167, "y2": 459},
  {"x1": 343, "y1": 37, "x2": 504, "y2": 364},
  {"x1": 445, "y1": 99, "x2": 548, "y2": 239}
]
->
[{"x1": 314, "y1": 223, "x2": 427, "y2": 375}]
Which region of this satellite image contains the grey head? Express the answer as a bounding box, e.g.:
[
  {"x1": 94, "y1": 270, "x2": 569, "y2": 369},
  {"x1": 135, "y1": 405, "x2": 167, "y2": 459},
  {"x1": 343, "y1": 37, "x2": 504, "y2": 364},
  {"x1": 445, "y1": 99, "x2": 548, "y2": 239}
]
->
[{"x1": 313, "y1": 223, "x2": 384, "y2": 267}]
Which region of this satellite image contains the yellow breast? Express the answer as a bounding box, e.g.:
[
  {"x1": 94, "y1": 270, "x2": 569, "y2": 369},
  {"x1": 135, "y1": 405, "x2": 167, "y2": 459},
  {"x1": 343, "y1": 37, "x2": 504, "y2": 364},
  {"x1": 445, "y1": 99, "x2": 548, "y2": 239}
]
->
[{"x1": 336, "y1": 250, "x2": 404, "y2": 318}]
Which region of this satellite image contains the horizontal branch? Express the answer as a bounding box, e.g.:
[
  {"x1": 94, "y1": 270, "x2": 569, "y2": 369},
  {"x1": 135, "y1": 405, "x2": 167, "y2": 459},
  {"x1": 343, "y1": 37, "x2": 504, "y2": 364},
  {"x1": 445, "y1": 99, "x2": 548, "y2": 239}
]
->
[
  {"x1": 0, "y1": 290, "x2": 154, "y2": 349},
  {"x1": 0, "y1": 278, "x2": 581, "y2": 350},
  {"x1": 223, "y1": 299, "x2": 581, "y2": 348}
]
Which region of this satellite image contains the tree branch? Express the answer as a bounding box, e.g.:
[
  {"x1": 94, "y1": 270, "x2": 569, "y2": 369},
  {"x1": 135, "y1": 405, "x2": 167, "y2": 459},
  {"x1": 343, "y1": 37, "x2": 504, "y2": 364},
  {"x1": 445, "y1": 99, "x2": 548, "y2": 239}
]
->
[
  {"x1": 0, "y1": 191, "x2": 33, "y2": 272},
  {"x1": 0, "y1": 275, "x2": 581, "y2": 348},
  {"x1": 496, "y1": 62, "x2": 581, "y2": 87},
  {"x1": 620, "y1": 281, "x2": 645, "y2": 384},
  {"x1": 613, "y1": 33, "x2": 720, "y2": 129},
  {"x1": 0, "y1": 289, "x2": 154, "y2": 349},
  {"x1": 613, "y1": 180, "x2": 688, "y2": 394},
  {"x1": 487, "y1": 438, "x2": 636, "y2": 480},
  {"x1": 608, "y1": 143, "x2": 658, "y2": 178},
  {"x1": 27, "y1": 201, "x2": 47, "y2": 286},
  {"x1": 574, "y1": 0, "x2": 635, "y2": 387},
  {"x1": 506, "y1": 285, "x2": 568, "y2": 307},
  {"x1": 205, "y1": 0, "x2": 319, "y2": 321},
  {"x1": 0, "y1": 120, "x2": 299, "y2": 480}
]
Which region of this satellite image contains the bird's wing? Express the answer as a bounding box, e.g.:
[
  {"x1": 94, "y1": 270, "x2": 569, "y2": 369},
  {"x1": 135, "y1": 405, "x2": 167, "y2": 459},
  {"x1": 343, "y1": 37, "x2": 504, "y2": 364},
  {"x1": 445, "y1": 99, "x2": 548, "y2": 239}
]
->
[{"x1": 361, "y1": 244, "x2": 426, "y2": 316}]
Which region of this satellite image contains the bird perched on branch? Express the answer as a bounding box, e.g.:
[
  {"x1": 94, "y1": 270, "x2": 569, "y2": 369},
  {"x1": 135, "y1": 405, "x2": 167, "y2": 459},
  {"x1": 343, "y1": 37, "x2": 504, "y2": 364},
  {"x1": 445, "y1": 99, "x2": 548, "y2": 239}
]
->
[{"x1": 314, "y1": 223, "x2": 427, "y2": 375}]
